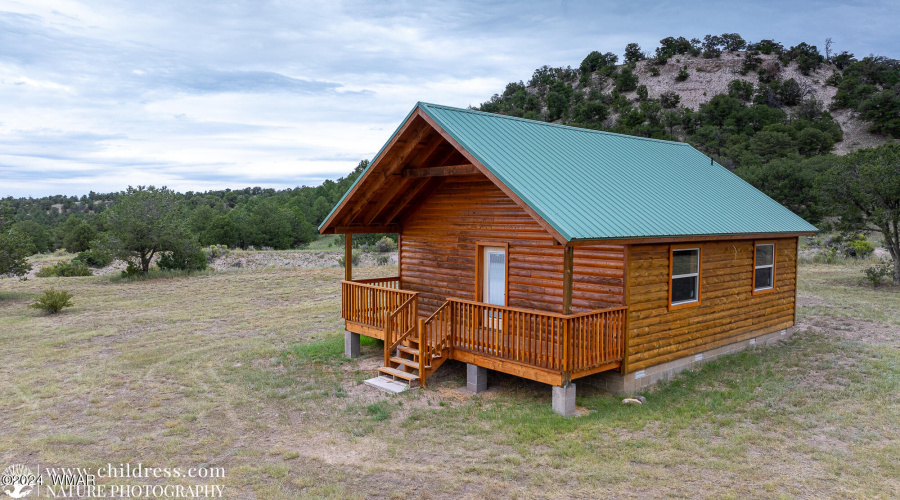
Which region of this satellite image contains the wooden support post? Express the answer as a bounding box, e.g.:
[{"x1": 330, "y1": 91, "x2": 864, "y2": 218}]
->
[
  {"x1": 344, "y1": 234, "x2": 352, "y2": 281},
  {"x1": 562, "y1": 245, "x2": 574, "y2": 378},
  {"x1": 562, "y1": 245, "x2": 574, "y2": 315}
]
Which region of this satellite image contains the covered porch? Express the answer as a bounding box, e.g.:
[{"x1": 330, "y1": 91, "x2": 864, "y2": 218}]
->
[{"x1": 340, "y1": 272, "x2": 627, "y2": 391}]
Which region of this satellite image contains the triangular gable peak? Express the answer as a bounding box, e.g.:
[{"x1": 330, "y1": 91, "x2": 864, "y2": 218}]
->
[{"x1": 319, "y1": 107, "x2": 566, "y2": 242}]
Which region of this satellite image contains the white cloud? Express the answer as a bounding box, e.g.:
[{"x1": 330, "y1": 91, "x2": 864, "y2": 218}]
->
[{"x1": 0, "y1": 0, "x2": 896, "y2": 197}]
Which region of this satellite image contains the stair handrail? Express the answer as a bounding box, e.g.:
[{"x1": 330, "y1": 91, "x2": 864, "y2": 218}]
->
[
  {"x1": 384, "y1": 294, "x2": 418, "y2": 368},
  {"x1": 418, "y1": 300, "x2": 453, "y2": 387},
  {"x1": 422, "y1": 301, "x2": 452, "y2": 361}
]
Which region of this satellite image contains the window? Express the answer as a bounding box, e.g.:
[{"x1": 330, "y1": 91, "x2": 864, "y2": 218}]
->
[
  {"x1": 669, "y1": 247, "x2": 701, "y2": 309},
  {"x1": 753, "y1": 243, "x2": 776, "y2": 293}
]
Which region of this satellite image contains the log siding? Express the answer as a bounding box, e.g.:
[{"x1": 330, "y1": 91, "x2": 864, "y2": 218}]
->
[
  {"x1": 625, "y1": 237, "x2": 798, "y2": 372},
  {"x1": 400, "y1": 175, "x2": 625, "y2": 316}
]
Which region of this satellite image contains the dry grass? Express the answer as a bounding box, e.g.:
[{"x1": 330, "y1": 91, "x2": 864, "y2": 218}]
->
[{"x1": 1, "y1": 262, "x2": 898, "y2": 499}]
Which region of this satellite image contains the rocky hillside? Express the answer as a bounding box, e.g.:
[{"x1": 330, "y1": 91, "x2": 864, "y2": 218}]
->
[
  {"x1": 478, "y1": 36, "x2": 899, "y2": 166},
  {"x1": 624, "y1": 52, "x2": 885, "y2": 154}
]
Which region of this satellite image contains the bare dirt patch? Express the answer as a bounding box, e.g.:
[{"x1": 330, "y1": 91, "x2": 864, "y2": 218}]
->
[{"x1": 797, "y1": 317, "x2": 900, "y2": 345}]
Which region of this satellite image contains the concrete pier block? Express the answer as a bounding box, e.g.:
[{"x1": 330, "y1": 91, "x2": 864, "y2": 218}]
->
[
  {"x1": 344, "y1": 330, "x2": 360, "y2": 358},
  {"x1": 552, "y1": 384, "x2": 576, "y2": 417},
  {"x1": 467, "y1": 364, "x2": 488, "y2": 393}
]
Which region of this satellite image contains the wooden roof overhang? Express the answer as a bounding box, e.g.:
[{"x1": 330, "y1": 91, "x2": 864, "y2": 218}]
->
[{"x1": 318, "y1": 108, "x2": 568, "y2": 243}]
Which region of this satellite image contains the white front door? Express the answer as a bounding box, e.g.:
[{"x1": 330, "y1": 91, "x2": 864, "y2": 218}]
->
[{"x1": 482, "y1": 247, "x2": 506, "y2": 306}]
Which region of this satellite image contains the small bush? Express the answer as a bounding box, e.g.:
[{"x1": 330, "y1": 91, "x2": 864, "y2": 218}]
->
[
  {"x1": 675, "y1": 67, "x2": 689, "y2": 82},
  {"x1": 36, "y1": 261, "x2": 93, "y2": 277},
  {"x1": 374, "y1": 236, "x2": 397, "y2": 253},
  {"x1": 367, "y1": 401, "x2": 392, "y2": 422},
  {"x1": 72, "y1": 248, "x2": 113, "y2": 268},
  {"x1": 862, "y1": 260, "x2": 893, "y2": 288},
  {"x1": 635, "y1": 85, "x2": 649, "y2": 101},
  {"x1": 845, "y1": 239, "x2": 875, "y2": 258},
  {"x1": 120, "y1": 261, "x2": 142, "y2": 278},
  {"x1": 204, "y1": 244, "x2": 228, "y2": 262},
  {"x1": 30, "y1": 288, "x2": 74, "y2": 314},
  {"x1": 615, "y1": 67, "x2": 639, "y2": 93},
  {"x1": 375, "y1": 254, "x2": 391, "y2": 266},
  {"x1": 660, "y1": 91, "x2": 681, "y2": 109},
  {"x1": 338, "y1": 251, "x2": 361, "y2": 268},
  {"x1": 648, "y1": 66, "x2": 660, "y2": 77},
  {"x1": 158, "y1": 245, "x2": 208, "y2": 272}
]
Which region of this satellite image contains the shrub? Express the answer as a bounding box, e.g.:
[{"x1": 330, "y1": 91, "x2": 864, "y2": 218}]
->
[
  {"x1": 615, "y1": 67, "x2": 639, "y2": 93},
  {"x1": 338, "y1": 251, "x2": 361, "y2": 268},
  {"x1": 572, "y1": 100, "x2": 609, "y2": 124},
  {"x1": 203, "y1": 244, "x2": 228, "y2": 262},
  {"x1": 757, "y1": 62, "x2": 781, "y2": 83},
  {"x1": 367, "y1": 401, "x2": 392, "y2": 422},
  {"x1": 675, "y1": 67, "x2": 689, "y2": 82},
  {"x1": 701, "y1": 34, "x2": 723, "y2": 58},
  {"x1": 779, "y1": 78, "x2": 803, "y2": 106},
  {"x1": 740, "y1": 52, "x2": 763, "y2": 75},
  {"x1": 72, "y1": 248, "x2": 113, "y2": 268},
  {"x1": 727, "y1": 80, "x2": 754, "y2": 102},
  {"x1": 659, "y1": 91, "x2": 680, "y2": 109},
  {"x1": 648, "y1": 66, "x2": 660, "y2": 77},
  {"x1": 635, "y1": 85, "x2": 649, "y2": 101},
  {"x1": 120, "y1": 261, "x2": 142, "y2": 278},
  {"x1": 158, "y1": 244, "x2": 208, "y2": 272},
  {"x1": 36, "y1": 261, "x2": 93, "y2": 277},
  {"x1": 30, "y1": 288, "x2": 74, "y2": 314},
  {"x1": 845, "y1": 239, "x2": 875, "y2": 258},
  {"x1": 374, "y1": 236, "x2": 397, "y2": 253},
  {"x1": 862, "y1": 261, "x2": 893, "y2": 288},
  {"x1": 375, "y1": 254, "x2": 391, "y2": 266},
  {"x1": 624, "y1": 43, "x2": 645, "y2": 64}
]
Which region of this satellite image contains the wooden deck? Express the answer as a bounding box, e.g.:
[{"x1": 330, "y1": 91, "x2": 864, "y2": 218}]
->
[{"x1": 341, "y1": 278, "x2": 626, "y2": 386}]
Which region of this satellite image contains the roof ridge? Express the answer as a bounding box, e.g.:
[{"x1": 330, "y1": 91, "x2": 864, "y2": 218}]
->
[{"x1": 417, "y1": 102, "x2": 691, "y2": 146}]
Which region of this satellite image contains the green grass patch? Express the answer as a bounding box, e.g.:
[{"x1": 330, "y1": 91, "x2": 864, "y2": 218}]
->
[
  {"x1": 281, "y1": 333, "x2": 380, "y2": 366},
  {"x1": 366, "y1": 401, "x2": 392, "y2": 422},
  {"x1": 107, "y1": 268, "x2": 215, "y2": 283}
]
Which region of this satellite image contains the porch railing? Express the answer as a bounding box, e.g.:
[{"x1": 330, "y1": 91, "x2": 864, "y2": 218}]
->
[
  {"x1": 446, "y1": 298, "x2": 626, "y2": 374},
  {"x1": 340, "y1": 278, "x2": 626, "y2": 381},
  {"x1": 340, "y1": 277, "x2": 414, "y2": 330}
]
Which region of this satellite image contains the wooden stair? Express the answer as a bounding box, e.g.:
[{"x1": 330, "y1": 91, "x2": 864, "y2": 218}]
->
[
  {"x1": 379, "y1": 300, "x2": 452, "y2": 388},
  {"x1": 379, "y1": 335, "x2": 448, "y2": 387}
]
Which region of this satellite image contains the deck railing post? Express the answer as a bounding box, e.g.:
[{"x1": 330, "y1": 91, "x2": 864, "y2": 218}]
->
[{"x1": 418, "y1": 318, "x2": 426, "y2": 387}]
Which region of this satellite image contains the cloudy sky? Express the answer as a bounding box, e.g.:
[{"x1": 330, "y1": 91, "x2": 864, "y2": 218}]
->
[{"x1": 2, "y1": 0, "x2": 897, "y2": 197}]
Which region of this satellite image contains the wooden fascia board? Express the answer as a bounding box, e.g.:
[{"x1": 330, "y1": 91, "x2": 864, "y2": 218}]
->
[{"x1": 415, "y1": 108, "x2": 570, "y2": 245}]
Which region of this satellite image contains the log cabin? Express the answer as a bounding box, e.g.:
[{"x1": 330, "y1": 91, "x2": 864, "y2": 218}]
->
[{"x1": 319, "y1": 102, "x2": 817, "y2": 416}]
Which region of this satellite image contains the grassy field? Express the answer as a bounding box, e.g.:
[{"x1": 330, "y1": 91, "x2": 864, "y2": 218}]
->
[{"x1": 1, "y1": 262, "x2": 898, "y2": 499}]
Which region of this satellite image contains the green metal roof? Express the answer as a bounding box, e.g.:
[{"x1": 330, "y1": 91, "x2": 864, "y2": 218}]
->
[{"x1": 416, "y1": 102, "x2": 817, "y2": 241}]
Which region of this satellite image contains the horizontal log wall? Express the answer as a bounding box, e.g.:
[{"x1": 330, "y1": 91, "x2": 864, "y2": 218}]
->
[
  {"x1": 625, "y1": 237, "x2": 797, "y2": 372},
  {"x1": 401, "y1": 175, "x2": 624, "y2": 316}
]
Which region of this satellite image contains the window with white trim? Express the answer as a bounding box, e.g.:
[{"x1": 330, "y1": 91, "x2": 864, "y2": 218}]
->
[
  {"x1": 754, "y1": 243, "x2": 775, "y2": 291},
  {"x1": 671, "y1": 248, "x2": 700, "y2": 305}
]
